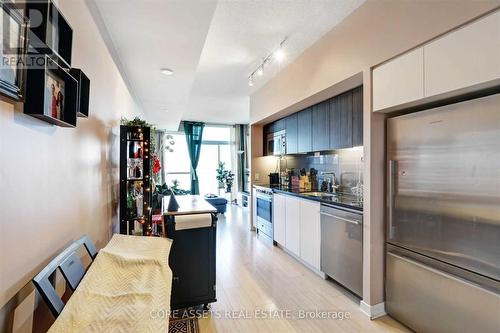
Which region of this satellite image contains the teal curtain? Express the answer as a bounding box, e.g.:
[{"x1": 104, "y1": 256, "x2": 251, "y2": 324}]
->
[{"x1": 183, "y1": 121, "x2": 205, "y2": 194}]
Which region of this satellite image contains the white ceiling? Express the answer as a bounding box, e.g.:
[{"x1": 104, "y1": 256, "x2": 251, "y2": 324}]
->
[{"x1": 90, "y1": 0, "x2": 364, "y2": 130}]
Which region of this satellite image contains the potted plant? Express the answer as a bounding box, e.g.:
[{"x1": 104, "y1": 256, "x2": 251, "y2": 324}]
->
[{"x1": 215, "y1": 161, "x2": 227, "y2": 189}]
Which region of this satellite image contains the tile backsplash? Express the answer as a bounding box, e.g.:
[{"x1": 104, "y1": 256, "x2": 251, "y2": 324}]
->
[{"x1": 280, "y1": 147, "x2": 363, "y2": 194}]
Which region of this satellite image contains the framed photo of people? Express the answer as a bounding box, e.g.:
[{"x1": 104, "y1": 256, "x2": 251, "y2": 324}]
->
[
  {"x1": 44, "y1": 69, "x2": 65, "y2": 120},
  {"x1": 0, "y1": 0, "x2": 29, "y2": 101}
]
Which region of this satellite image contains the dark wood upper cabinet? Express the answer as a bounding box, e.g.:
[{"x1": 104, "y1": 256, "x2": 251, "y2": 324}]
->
[
  {"x1": 264, "y1": 85, "x2": 363, "y2": 156},
  {"x1": 329, "y1": 96, "x2": 341, "y2": 149},
  {"x1": 297, "y1": 108, "x2": 312, "y2": 153},
  {"x1": 271, "y1": 118, "x2": 286, "y2": 133},
  {"x1": 339, "y1": 90, "x2": 353, "y2": 149},
  {"x1": 312, "y1": 101, "x2": 330, "y2": 152},
  {"x1": 352, "y1": 86, "x2": 363, "y2": 147},
  {"x1": 285, "y1": 113, "x2": 298, "y2": 154}
]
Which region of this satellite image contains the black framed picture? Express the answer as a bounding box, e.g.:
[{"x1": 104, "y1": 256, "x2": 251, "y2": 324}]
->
[{"x1": 0, "y1": 1, "x2": 29, "y2": 101}]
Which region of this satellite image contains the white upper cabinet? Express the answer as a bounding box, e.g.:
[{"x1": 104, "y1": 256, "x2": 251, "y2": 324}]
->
[
  {"x1": 285, "y1": 196, "x2": 301, "y2": 256},
  {"x1": 273, "y1": 194, "x2": 286, "y2": 246},
  {"x1": 424, "y1": 10, "x2": 500, "y2": 97},
  {"x1": 372, "y1": 47, "x2": 424, "y2": 112},
  {"x1": 373, "y1": 10, "x2": 500, "y2": 112},
  {"x1": 299, "y1": 200, "x2": 321, "y2": 270}
]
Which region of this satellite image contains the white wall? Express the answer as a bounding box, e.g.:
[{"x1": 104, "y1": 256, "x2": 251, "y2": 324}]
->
[{"x1": 0, "y1": 0, "x2": 141, "y2": 331}]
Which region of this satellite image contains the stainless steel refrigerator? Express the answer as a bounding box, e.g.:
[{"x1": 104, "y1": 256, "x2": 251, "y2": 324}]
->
[{"x1": 386, "y1": 93, "x2": 500, "y2": 333}]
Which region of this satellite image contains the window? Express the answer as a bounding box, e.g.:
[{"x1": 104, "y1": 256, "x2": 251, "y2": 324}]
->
[
  {"x1": 198, "y1": 126, "x2": 233, "y2": 195},
  {"x1": 163, "y1": 125, "x2": 235, "y2": 194},
  {"x1": 163, "y1": 133, "x2": 191, "y2": 191}
]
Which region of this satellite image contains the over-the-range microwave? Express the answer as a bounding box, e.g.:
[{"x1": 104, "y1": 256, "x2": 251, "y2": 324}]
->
[{"x1": 266, "y1": 130, "x2": 286, "y2": 156}]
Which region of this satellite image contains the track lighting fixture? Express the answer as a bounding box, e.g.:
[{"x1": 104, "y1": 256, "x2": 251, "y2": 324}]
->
[{"x1": 248, "y1": 37, "x2": 287, "y2": 87}]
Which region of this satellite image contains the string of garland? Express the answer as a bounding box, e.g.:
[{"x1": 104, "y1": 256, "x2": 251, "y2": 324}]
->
[{"x1": 121, "y1": 117, "x2": 157, "y2": 153}]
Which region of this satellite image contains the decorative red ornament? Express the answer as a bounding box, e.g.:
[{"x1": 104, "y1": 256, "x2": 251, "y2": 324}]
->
[{"x1": 152, "y1": 154, "x2": 161, "y2": 175}]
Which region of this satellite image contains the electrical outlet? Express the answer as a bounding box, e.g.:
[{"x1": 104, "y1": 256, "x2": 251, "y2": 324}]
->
[{"x1": 255, "y1": 173, "x2": 260, "y2": 181}]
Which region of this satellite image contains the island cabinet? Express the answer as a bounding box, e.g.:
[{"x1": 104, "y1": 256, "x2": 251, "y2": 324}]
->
[
  {"x1": 297, "y1": 108, "x2": 313, "y2": 153},
  {"x1": 163, "y1": 195, "x2": 218, "y2": 310},
  {"x1": 312, "y1": 100, "x2": 330, "y2": 152},
  {"x1": 285, "y1": 113, "x2": 298, "y2": 154}
]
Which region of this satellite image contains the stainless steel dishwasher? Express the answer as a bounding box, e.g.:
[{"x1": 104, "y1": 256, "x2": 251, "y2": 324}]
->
[{"x1": 320, "y1": 204, "x2": 363, "y2": 297}]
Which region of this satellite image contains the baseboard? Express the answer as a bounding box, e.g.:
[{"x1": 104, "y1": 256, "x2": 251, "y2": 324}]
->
[
  {"x1": 277, "y1": 244, "x2": 327, "y2": 279},
  {"x1": 360, "y1": 301, "x2": 386, "y2": 319}
]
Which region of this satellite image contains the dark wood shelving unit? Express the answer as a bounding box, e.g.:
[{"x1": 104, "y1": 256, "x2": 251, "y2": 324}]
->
[{"x1": 119, "y1": 125, "x2": 151, "y2": 236}]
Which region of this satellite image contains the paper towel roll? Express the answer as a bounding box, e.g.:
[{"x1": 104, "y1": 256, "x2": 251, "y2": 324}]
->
[{"x1": 175, "y1": 214, "x2": 213, "y2": 231}]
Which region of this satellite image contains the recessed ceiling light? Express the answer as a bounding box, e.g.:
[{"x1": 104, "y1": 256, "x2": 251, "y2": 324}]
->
[
  {"x1": 274, "y1": 49, "x2": 285, "y2": 61},
  {"x1": 160, "y1": 68, "x2": 174, "y2": 75}
]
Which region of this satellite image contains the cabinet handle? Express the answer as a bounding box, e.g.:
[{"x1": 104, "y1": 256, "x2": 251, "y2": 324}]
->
[{"x1": 319, "y1": 212, "x2": 361, "y2": 225}]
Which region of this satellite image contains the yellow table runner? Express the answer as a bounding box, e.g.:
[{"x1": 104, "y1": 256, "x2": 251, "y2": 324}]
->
[{"x1": 48, "y1": 234, "x2": 172, "y2": 332}]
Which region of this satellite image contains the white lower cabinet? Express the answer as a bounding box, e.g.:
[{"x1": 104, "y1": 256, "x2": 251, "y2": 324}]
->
[
  {"x1": 273, "y1": 193, "x2": 321, "y2": 272},
  {"x1": 299, "y1": 200, "x2": 321, "y2": 270},
  {"x1": 273, "y1": 193, "x2": 286, "y2": 245},
  {"x1": 285, "y1": 196, "x2": 301, "y2": 256},
  {"x1": 252, "y1": 188, "x2": 257, "y2": 228}
]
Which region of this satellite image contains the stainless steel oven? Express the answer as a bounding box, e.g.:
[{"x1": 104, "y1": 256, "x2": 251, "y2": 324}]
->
[
  {"x1": 255, "y1": 187, "x2": 273, "y2": 239},
  {"x1": 266, "y1": 130, "x2": 286, "y2": 156}
]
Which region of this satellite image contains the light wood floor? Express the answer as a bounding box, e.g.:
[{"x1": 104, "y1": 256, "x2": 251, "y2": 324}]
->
[{"x1": 198, "y1": 205, "x2": 411, "y2": 333}]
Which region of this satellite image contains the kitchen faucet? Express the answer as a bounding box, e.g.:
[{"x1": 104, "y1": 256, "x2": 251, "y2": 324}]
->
[{"x1": 321, "y1": 172, "x2": 339, "y2": 193}]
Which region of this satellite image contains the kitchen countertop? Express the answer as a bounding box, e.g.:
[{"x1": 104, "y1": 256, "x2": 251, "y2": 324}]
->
[
  {"x1": 162, "y1": 195, "x2": 218, "y2": 216},
  {"x1": 254, "y1": 184, "x2": 363, "y2": 212}
]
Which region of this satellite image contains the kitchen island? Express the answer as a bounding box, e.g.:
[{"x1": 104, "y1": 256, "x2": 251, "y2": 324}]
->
[{"x1": 162, "y1": 195, "x2": 217, "y2": 310}]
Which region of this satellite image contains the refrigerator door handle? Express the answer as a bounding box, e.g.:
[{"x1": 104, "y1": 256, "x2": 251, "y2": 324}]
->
[{"x1": 388, "y1": 160, "x2": 397, "y2": 239}]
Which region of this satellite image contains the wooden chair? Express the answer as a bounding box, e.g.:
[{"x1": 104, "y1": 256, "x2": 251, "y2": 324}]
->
[{"x1": 32, "y1": 235, "x2": 97, "y2": 318}]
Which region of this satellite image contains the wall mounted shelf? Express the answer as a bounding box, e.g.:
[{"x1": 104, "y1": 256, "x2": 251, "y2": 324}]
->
[
  {"x1": 23, "y1": 55, "x2": 78, "y2": 127},
  {"x1": 69, "y1": 68, "x2": 90, "y2": 117},
  {"x1": 25, "y1": 0, "x2": 73, "y2": 68}
]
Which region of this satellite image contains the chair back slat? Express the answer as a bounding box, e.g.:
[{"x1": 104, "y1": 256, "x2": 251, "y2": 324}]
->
[
  {"x1": 32, "y1": 235, "x2": 98, "y2": 318},
  {"x1": 76, "y1": 235, "x2": 98, "y2": 259},
  {"x1": 59, "y1": 252, "x2": 86, "y2": 291}
]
